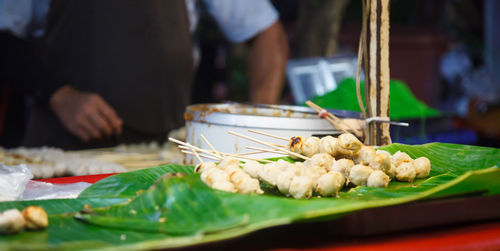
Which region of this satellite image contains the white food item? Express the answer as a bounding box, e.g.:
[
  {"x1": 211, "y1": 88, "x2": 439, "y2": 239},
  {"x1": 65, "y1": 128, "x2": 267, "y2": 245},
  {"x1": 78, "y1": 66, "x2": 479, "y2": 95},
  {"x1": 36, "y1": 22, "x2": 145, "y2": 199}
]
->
[
  {"x1": 259, "y1": 163, "x2": 282, "y2": 186},
  {"x1": 391, "y1": 151, "x2": 414, "y2": 167},
  {"x1": 195, "y1": 162, "x2": 217, "y2": 173},
  {"x1": 242, "y1": 160, "x2": 263, "y2": 178},
  {"x1": 336, "y1": 133, "x2": 363, "y2": 156},
  {"x1": 395, "y1": 162, "x2": 416, "y2": 182},
  {"x1": 386, "y1": 163, "x2": 396, "y2": 179},
  {"x1": 218, "y1": 157, "x2": 240, "y2": 170},
  {"x1": 349, "y1": 164, "x2": 374, "y2": 186},
  {"x1": 275, "y1": 159, "x2": 292, "y2": 171},
  {"x1": 316, "y1": 171, "x2": 345, "y2": 197},
  {"x1": 276, "y1": 170, "x2": 296, "y2": 195},
  {"x1": 289, "y1": 176, "x2": 314, "y2": 199},
  {"x1": 414, "y1": 157, "x2": 431, "y2": 179},
  {"x1": 229, "y1": 170, "x2": 263, "y2": 194},
  {"x1": 370, "y1": 153, "x2": 391, "y2": 173},
  {"x1": 301, "y1": 164, "x2": 327, "y2": 181},
  {"x1": 22, "y1": 206, "x2": 48, "y2": 230},
  {"x1": 288, "y1": 136, "x2": 305, "y2": 160},
  {"x1": 318, "y1": 136, "x2": 337, "y2": 156},
  {"x1": 200, "y1": 168, "x2": 230, "y2": 186},
  {"x1": 301, "y1": 137, "x2": 320, "y2": 158},
  {"x1": 310, "y1": 153, "x2": 334, "y2": 171},
  {"x1": 355, "y1": 145, "x2": 376, "y2": 165},
  {"x1": 211, "y1": 181, "x2": 237, "y2": 192},
  {"x1": 287, "y1": 162, "x2": 304, "y2": 175},
  {"x1": 367, "y1": 170, "x2": 391, "y2": 188},
  {"x1": 330, "y1": 159, "x2": 354, "y2": 178},
  {"x1": 0, "y1": 209, "x2": 25, "y2": 234}
]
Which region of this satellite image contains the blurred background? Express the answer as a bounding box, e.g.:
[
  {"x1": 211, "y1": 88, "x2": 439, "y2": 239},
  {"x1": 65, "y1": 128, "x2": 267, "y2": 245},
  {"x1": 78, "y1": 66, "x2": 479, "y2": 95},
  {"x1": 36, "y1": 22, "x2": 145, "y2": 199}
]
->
[{"x1": 1, "y1": 0, "x2": 499, "y2": 148}]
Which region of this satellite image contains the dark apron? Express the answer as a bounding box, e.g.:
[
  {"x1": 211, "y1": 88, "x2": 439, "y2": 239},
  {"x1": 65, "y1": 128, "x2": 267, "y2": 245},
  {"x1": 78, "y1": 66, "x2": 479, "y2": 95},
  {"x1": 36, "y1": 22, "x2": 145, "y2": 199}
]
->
[{"x1": 24, "y1": 0, "x2": 194, "y2": 150}]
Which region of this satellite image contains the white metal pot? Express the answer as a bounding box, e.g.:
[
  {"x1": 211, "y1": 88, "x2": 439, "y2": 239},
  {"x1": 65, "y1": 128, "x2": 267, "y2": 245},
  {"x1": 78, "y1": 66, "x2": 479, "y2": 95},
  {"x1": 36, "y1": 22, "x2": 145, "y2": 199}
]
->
[{"x1": 184, "y1": 103, "x2": 362, "y2": 164}]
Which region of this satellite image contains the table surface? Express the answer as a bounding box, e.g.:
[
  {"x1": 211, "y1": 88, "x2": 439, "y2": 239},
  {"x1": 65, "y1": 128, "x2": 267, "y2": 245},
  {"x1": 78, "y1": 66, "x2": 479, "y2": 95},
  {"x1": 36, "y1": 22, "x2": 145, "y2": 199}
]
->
[{"x1": 37, "y1": 173, "x2": 500, "y2": 251}]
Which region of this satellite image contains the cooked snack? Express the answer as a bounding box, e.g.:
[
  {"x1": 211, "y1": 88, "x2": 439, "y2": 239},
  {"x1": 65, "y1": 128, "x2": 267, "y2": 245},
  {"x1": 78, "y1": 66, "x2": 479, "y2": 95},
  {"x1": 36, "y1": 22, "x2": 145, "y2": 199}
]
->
[
  {"x1": 413, "y1": 157, "x2": 431, "y2": 178},
  {"x1": 318, "y1": 136, "x2": 338, "y2": 156},
  {"x1": 200, "y1": 168, "x2": 230, "y2": 186},
  {"x1": 276, "y1": 170, "x2": 296, "y2": 195},
  {"x1": 316, "y1": 171, "x2": 345, "y2": 197},
  {"x1": 229, "y1": 169, "x2": 263, "y2": 194},
  {"x1": 336, "y1": 133, "x2": 363, "y2": 156},
  {"x1": 194, "y1": 162, "x2": 216, "y2": 173},
  {"x1": 309, "y1": 153, "x2": 334, "y2": 171},
  {"x1": 391, "y1": 151, "x2": 413, "y2": 167},
  {"x1": 289, "y1": 176, "x2": 314, "y2": 199},
  {"x1": 367, "y1": 170, "x2": 391, "y2": 188},
  {"x1": 395, "y1": 162, "x2": 416, "y2": 182},
  {"x1": 259, "y1": 162, "x2": 283, "y2": 186},
  {"x1": 0, "y1": 209, "x2": 25, "y2": 234},
  {"x1": 349, "y1": 164, "x2": 374, "y2": 186},
  {"x1": 329, "y1": 159, "x2": 354, "y2": 177},
  {"x1": 242, "y1": 160, "x2": 263, "y2": 179},
  {"x1": 288, "y1": 136, "x2": 305, "y2": 160},
  {"x1": 370, "y1": 152, "x2": 391, "y2": 173},
  {"x1": 301, "y1": 137, "x2": 320, "y2": 158},
  {"x1": 355, "y1": 145, "x2": 376, "y2": 165},
  {"x1": 21, "y1": 206, "x2": 49, "y2": 230}
]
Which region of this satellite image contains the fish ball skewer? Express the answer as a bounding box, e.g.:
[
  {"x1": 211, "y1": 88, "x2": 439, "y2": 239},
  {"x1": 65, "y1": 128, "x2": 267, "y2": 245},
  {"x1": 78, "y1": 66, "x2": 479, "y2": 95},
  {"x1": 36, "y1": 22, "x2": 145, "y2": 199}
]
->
[
  {"x1": 316, "y1": 171, "x2": 345, "y2": 197},
  {"x1": 395, "y1": 162, "x2": 416, "y2": 182},
  {"x1": 367, "y1": 170, "x2": 391, "y2": 188},
  {"x1": 349, "y1": 164, "x2": 374, "y2": 186},
  {"x1": 289, "y1": 176, "x2": 314, "y2": 199},
  {"x1": 414, "y1": 157, "x2": 431, "y2": 178}
]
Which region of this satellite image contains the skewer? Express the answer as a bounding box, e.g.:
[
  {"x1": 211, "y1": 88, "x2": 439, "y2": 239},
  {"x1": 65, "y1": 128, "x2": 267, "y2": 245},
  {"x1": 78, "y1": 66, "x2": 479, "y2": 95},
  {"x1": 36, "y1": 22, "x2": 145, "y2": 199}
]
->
[
  {"x1": 190, "y1": 148, "x2": 203, "y2": 163},
  {"x1": 247, "y1": 129, "x2": 289, "y2": 141},
  {"x1": 169, "y1": 137, "x2": 221, "y2": 160},
  {"x1": 305, "y1": 101, "x2": 363, "y2": 137},
  {"x1": 246, "y1": 146, "x2": 288, "y2": 155},
  {"x1": 178, "y1": 145, "x2": 273, "y2": 163},
  {"x1": 181, "y1": 150, "x2": 221, "y2": 162},
  {"x1": 200, "y1": 134, "x2": 221, "y2": 158},
  {"x1": 228, "y1": 131, "x2": 311, "y2": 161}
]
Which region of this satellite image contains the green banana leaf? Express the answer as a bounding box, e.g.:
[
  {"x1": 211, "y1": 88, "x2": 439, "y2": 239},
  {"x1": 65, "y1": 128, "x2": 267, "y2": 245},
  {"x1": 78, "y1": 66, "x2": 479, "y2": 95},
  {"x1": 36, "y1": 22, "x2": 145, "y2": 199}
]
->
[{"x1": 0, "y1": 143, "x2": 499, "y2": 251}]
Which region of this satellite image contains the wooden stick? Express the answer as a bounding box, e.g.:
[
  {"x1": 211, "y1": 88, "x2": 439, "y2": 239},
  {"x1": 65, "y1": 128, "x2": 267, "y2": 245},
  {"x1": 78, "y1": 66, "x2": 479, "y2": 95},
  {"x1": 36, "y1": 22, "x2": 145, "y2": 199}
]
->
[
  {"x1": 228, "y1": 131, "x2": 311, "y2": 161},
  {"x1": 191, "y1": 148, "x2": 203, "y2": 163},
  {"x1": 306, "y1": 101, "x2": 363, "y2": 137},
  {"x1": 247, "y1": 129, "x2": 289, "y2": 141},
  {"x1": 179, "y1": 145, "x2": 273, "y2": 163},
  {"x1": 181, "y1": 150, "x2": 221, "y2": 162},
  {"x1": 200, "y1": 134, "x2": 221, "y2": 158},
  {"x1": 246, "y1": 146, "x2": 288, "y2": 155},
  {"x1": 305, "y1": 101, "x2": 349, "y2": 133},
  {"x1": 169, "y1": 137, "x2": 221, "y2": 160}
]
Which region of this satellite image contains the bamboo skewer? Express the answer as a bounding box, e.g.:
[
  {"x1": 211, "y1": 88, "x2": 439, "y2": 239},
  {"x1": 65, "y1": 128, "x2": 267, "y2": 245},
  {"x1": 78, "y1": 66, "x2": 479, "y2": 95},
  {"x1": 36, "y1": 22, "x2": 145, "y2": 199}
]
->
[
  {"x1": 178, "y1": 145, "x2": 273, "y2": 163},
  {"x1": 181, "y1": 150, "x2": 221, "y2": 162},
  {"x1": 228, "y1": 131, "x2": 311, "y2": 161},
  {"x1": 200, "y1": 134, "x2": 221, "y2": 158},
  {"x1": 305, "y1": 100, "x2": 362, "y2": 137},
  {"x1": 246, "y1": 146, "x2": 288, "y2": 155},
  {"x1": 247, "y1": 129, "x2": 289, "y2": 141}
]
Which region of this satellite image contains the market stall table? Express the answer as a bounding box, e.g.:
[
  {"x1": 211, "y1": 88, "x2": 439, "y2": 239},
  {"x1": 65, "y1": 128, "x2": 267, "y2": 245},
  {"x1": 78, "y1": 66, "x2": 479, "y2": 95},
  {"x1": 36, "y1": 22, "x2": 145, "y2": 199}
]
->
[{"x1": 39, "y1": 173, "x2": 500, "y2": 251}]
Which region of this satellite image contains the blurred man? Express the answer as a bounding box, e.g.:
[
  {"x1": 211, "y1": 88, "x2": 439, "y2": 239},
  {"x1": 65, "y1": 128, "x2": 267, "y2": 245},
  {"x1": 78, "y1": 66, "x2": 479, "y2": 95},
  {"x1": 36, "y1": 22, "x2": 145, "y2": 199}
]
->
[{"x1": 22, "y1": 0, "x2": 288, "y2": 149}]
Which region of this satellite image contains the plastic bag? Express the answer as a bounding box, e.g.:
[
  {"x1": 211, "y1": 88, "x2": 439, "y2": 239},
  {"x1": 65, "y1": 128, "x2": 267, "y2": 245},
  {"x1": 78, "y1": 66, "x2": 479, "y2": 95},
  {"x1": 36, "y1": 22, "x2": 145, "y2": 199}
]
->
[
  {"x1": 21, "y1": 181, "x2": 91, "y2": 200},
  {"x1": 0, "y1": 164, "x2": 33, "y2": 201}
]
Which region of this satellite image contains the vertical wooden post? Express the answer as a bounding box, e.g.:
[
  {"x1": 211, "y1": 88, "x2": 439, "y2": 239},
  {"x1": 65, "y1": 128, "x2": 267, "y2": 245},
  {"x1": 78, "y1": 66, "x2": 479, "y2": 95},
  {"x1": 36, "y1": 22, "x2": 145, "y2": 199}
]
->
[{"x1": 363, "y1": 0, "x2": 391, "y2": 146}]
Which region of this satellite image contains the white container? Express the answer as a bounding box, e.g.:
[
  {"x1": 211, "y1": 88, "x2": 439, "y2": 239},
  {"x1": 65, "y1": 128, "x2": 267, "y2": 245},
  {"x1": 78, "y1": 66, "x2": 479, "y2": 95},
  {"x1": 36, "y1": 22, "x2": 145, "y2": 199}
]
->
[{"x1": 184, "y1": 104, "x2": 362, "y2": 164}]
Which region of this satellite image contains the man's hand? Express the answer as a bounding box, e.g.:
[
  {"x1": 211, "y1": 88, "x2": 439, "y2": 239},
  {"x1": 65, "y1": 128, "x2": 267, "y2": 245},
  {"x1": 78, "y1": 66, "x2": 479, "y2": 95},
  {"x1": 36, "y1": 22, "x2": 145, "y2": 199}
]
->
[{"x1": 49, "y1": 85, "x2": 123, "y2": 142}]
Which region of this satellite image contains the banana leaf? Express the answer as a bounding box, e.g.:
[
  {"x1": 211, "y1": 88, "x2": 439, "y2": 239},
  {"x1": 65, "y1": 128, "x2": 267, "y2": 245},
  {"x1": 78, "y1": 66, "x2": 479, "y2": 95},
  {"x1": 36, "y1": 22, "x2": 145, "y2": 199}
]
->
[{"x1": 0, "y1": 143, "x2": 499, "y2": 251}]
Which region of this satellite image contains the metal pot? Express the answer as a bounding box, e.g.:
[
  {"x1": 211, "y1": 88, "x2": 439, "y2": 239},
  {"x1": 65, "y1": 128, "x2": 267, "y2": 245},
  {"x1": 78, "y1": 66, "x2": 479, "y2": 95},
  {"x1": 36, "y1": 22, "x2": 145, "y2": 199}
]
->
[{"x1": 184, "y1": 103, "x2": 362, "y2": 164}]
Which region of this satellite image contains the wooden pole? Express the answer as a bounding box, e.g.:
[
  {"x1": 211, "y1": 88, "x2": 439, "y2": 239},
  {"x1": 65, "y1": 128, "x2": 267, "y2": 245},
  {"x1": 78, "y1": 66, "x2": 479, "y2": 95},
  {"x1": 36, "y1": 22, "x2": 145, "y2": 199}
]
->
[{"x1": 363, "y1": 0, "x2": 391, "y2": 146}]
